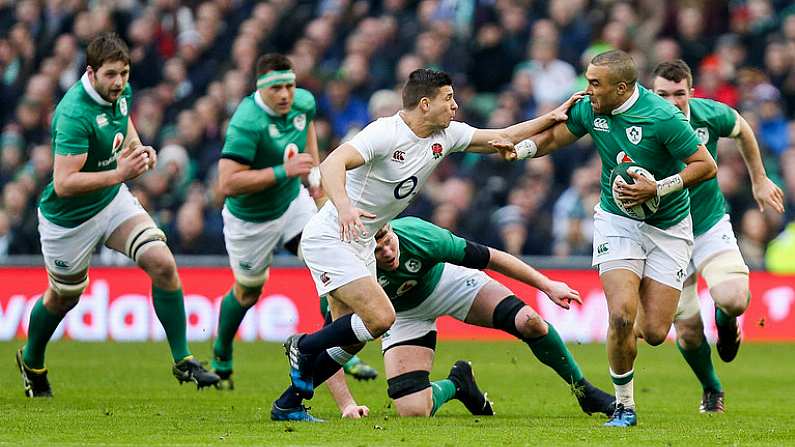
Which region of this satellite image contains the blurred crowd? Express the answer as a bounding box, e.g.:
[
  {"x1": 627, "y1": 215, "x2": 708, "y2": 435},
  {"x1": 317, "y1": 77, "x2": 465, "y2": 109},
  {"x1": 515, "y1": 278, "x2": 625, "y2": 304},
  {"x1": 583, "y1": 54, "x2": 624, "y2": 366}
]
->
[{"x1": 1, "y1": 0, "x2": 794, "y2": 268}]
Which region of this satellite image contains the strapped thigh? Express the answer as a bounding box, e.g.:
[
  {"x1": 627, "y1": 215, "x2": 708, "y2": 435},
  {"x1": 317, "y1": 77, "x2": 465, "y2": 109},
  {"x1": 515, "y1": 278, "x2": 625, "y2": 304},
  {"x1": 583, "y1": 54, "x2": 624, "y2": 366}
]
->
[
  {"x1": 47, "y1": 270, "x2": 89, "y2": 296},
  {"x1": 699, "y1": 250, "x2": 749, "y2": 289},
  {"x1": 125, "y1": 222, "x2": 167, "y2": 263}
]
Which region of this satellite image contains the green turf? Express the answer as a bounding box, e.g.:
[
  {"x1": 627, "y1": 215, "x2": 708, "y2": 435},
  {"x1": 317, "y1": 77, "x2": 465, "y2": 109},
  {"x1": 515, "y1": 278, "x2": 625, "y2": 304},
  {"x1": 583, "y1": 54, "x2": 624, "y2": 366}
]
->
[{"x1": 1, "y1": 340, "x2": 793, "y2": 446}]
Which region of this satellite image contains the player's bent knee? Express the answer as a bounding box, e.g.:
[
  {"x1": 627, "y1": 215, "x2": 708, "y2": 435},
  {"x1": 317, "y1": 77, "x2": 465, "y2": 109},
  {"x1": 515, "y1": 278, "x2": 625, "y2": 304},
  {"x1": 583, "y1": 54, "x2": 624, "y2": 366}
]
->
[
  {"x1": 125, "y1": 223, "x2": 168, "y2": 264},
  {"x1": 609, "y1": 311, "x2": 635, "y2": 333},
  {"x1": 141, "y1": 254, "x2": 177, "y2": 282},
  {"x1": 367, "y1": 311, "x2": 396, "y2": 337},
  {"x1": 713, "y1": 287, "x2": 749, "y2": 317},
  {"x1": 387, "y1": 370, "x2": 431, "y2": 405},
  {"x1": 517, "y1": 307, "x2": 548, "y2": 338},
  {"x1": 641, "y1": 324, "x2": 669, "y2": 346},
  {"x1": 395, "y1": 400, "x2": 432, "y2": 417}
]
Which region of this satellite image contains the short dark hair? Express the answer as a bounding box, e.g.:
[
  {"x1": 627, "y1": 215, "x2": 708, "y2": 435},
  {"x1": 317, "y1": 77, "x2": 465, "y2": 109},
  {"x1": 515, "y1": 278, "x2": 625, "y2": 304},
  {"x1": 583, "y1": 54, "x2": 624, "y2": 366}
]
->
[
  {"x1": 256, "y1": 53, "x2": 293, "y2": 77},
  {"x1": 374, "y1": 223, "x2": 392, "y2": 241},
  {"x1": 652, "y1": 59, "x2": 693, "y2": 88},
  {"x1": 86, "y1": 32, "x2": 130, "y2": 71},
  {"x1": 402, "y1": 68, "x2": 453, "y2": 109},
  {"x1": 590, "y1": 50, "x2": 637, "y2": 86}
]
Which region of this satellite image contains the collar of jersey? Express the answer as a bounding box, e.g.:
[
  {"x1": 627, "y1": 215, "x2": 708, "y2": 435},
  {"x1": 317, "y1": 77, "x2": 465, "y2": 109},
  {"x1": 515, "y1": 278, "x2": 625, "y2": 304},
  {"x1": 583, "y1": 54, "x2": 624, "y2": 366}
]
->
[
  {"x1": 611, "y1": 84, "x2": 640, "y2": 115},
  {"x1": 80, "y1": 72, "x2": 113, "y2": 107},
  {"x1": 254, "y1": 90, "x2": 281, "y2": 117}
]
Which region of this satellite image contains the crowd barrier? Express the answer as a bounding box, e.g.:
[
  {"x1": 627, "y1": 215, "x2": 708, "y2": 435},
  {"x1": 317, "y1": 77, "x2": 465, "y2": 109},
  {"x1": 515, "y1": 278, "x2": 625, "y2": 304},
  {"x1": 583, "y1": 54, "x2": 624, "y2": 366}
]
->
[{"x1": 1, "y1": 267, "x2": 793, "y2": 342}]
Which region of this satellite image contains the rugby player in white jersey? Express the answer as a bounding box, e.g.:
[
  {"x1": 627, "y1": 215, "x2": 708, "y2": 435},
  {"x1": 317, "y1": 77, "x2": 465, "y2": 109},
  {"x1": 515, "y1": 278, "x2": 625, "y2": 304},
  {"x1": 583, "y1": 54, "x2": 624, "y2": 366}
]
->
[{"x1": 270, "y1": 68, "x2": 582, "y2": 421}]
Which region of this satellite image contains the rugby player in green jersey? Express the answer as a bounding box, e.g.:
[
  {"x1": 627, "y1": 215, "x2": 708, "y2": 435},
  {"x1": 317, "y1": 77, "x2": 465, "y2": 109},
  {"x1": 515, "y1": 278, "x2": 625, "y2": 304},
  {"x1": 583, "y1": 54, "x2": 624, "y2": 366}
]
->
[
  {"x1": 212, "y1": 53, "x2": 377, "y2": 388},
  {"x1": 493, "y1": 50, "x2": 718, "y2": 426},
  {"x1": 322, "y1": 217, "x2": 616, "y2": 419},
  {"x1": 16, "y1": 33, "x2": 218, "y2": 397},
  {"x1": 652, "y1": 60, "x2": 785, "y2": 413}
]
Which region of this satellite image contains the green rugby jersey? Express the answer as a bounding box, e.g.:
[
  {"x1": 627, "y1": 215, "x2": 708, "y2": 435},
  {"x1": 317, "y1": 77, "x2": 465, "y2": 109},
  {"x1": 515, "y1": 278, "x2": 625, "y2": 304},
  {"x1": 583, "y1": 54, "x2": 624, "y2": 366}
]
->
[
  {"x1": 39, "y1": 73, "x2": 132, "y2": 227},
  {"x1": 377, "y1": 217, "x2": 468, "y2": 312},
  {"x1": 221, "y1": 88, "x2": 316, "y2": 222},
  {"x1": 687, "y1": 98, "x2": 737, "y2": 236},
  {"x1": 566, "y1": 85, "x2": 701, "y2": 229}
]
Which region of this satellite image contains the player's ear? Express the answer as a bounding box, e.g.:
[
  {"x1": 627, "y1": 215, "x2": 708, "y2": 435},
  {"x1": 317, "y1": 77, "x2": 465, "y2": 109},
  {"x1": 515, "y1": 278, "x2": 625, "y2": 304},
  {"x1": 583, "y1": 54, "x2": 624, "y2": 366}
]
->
[
  {"x1": 420, "y1": 97, "x2": 430, "y2": 112},
  {"x1": 86, "y1": 65, "x2": 95, "y2": 82},
  {"x1": 689, "y1": 87, "x2": 695, "y2": 97}
]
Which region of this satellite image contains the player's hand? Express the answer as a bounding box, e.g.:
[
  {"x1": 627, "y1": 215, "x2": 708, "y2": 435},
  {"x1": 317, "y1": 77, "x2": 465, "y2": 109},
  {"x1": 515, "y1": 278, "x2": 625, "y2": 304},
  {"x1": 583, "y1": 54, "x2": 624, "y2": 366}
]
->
[
  {"x1": 752, "y1": 176, "x2": 785, "y2": 214},
  {"x1": 285, "y1": 153, "x2": 315, "y2": 177},
  {"x1": 116, "y1": 145, "x2": 150, "y2": 181},
  {"x1": 140, "y1": 145, "x2": 157, "y2": 170},
  {"x1": 341, "y1": 403, "x2": 369, "y2": 419},
  {"x1": 543, "y1": 280, "x2": 582, "y2": 309},
  {"x1": 488, "y1": 139, "x2": 517, "y2": 161},
  {"x1": 338, "y1": 203, "x2": 376, "y2": 242},
  {"x1": 616, "y1": 171, "x2": 658, "y2": 208},
  {"x1": 550, "y1": 91, "x2": 586, "y2": 122}
]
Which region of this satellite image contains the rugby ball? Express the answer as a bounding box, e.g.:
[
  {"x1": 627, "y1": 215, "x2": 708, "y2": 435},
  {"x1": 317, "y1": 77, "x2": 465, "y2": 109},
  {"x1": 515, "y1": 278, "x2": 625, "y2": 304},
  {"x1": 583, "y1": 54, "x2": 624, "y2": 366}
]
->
[{"x1": 610, "y1": 162, "x2": 660, "y2": 220}]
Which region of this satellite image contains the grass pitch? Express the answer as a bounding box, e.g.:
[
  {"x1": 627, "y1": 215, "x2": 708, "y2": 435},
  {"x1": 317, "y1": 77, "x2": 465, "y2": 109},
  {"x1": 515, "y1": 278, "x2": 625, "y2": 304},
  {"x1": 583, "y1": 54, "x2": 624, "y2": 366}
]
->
[{"x1": 0, "y1": 340, "x2": 793, "y2": 446}]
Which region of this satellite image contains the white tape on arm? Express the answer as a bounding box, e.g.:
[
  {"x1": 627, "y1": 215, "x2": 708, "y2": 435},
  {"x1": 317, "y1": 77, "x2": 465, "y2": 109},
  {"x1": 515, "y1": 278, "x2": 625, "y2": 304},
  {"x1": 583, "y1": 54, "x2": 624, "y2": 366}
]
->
[
  {"x1": 656, "y1": 174, "x2": 683, "y2": 197},
  {"x1": 515, "y1": 139, "x2": 537, "y2": 160},
  {"x1": 308, "y1": 166, "x2": 321, "y2": 188}
]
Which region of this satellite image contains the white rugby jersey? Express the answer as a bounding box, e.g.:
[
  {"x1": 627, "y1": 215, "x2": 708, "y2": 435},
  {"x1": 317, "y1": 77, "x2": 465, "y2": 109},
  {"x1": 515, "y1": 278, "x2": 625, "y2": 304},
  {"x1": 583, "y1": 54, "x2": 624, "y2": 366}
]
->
[{"x1": 316, "y1": 113, "x2": 475, "y2": 238}]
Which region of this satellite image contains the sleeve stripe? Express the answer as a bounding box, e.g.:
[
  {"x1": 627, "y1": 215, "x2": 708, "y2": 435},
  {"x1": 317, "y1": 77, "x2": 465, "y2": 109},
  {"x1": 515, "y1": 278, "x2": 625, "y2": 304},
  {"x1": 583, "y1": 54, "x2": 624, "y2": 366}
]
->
[{"x1": 220, "y1": 153, "x2": 253, "y2": 165}]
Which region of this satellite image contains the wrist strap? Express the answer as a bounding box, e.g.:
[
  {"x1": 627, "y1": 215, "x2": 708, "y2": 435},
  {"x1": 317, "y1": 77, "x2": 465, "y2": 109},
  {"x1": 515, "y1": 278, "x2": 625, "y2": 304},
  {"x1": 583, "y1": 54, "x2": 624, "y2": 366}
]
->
[
  {"x1": 656, "y1": 174, "x2": 683, "y2": 197},
  {"x1": 273, "y1": 164, "x2": 288, "y2": 182},
  {"x1": 515, "y1": 139, "x2": 537, "y2": 159}
]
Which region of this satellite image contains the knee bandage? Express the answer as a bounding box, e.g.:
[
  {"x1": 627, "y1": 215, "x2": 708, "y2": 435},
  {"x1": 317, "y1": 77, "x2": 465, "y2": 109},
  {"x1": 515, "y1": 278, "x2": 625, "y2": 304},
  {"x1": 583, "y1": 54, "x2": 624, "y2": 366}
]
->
[
  {"x1": 48, "y1": 271, "x2": 89, "y2": 297},
  {"x1": 125, "y1": 223, "x2": 167, "y2": 263},
  {"x1": 387, "y1": 370, "x2": 431, "y2": 399},
  {"x1": 675, "y1": 278, "x2": 700, "y2": 320},
  {"x1": 492, "y1": 295, "x2": 526, "y2": 339}
]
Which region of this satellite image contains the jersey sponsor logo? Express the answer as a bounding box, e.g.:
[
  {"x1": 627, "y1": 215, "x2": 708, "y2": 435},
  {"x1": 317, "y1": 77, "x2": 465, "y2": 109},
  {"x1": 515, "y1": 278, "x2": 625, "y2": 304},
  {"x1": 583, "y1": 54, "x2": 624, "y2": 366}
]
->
[
  {"x1": 377, "y1": 275, "x2": 389, "y2": 287},
  {"x1": 431, "y1": 143, "x2": 443, "y2": 159},
  {"x1": 98, "y1": 132, "x2": 126, "y2": 167},
  {"x1": 616, "y1": 151, "x2": 634, "y2": 165},
  {"x1": 269, "y1": 124, "x2": 280, "y2": 137},
  {"x1": 119, "y1": 97, "x2": 128, "y2": 116},
  {"x1": 393, "y1": 176, "x2": 418, "y2": 200},
  {"x1": 293, "y1": 113, "x2": 306, "y2": 131},
  {"x1": 695, "y1": 127, "x2": 709, "y2": 145},
  {"x1": 392, "y1": 150, "x2": 406, "y2": 162},
  {"x1": 96, "y1": 113, "x2": 109, "y2": 127},
  {"x1": 283, "y1": 143, "x2": 299, "y2": 163},
  {"x1": 626, "y1": 126, "x2": 642, "y2": 145},
  {"x1": 404, "y1": 258, "x2": 422, "y2": 273},
  {"x1": 396, "y1": 280, "x2": 418, "y2": 295},
  {"x1": 593, "y1": 117, "x2": 609, "y2": 131},
  {"x1": 320, "y1": 272, "x2": 331, "y2": 285}
]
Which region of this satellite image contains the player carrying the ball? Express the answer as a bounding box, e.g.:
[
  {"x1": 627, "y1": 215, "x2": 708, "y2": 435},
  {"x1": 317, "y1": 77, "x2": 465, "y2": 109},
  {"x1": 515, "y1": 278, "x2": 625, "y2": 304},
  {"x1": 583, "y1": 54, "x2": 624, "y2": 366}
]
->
[
  {"x1": 494, "y1": 50, "x2": 717, "y2": 427},
  {"x1": 16, "y1": 33, "x2": 219, "y2": 398},
  {"x1": 652, "y1": 60, "x2": 785, "y2": 413}
]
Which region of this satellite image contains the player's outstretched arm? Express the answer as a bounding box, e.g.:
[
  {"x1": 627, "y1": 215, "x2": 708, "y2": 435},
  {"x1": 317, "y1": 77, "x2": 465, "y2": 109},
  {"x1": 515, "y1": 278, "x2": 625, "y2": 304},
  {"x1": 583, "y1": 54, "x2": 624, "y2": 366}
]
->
[
  {"x1": 53, "y1": 145, "x2": 150, "y2": 197},
  {"x1": 733, "y1": 113, "x2": 785, "y2": 214},
  {"x1": 485, "y1": 247, "x2": 582, "y2": 309},
  {"x1": 325, "y1": 369, "x2": 370, "y2": 419},
  {"x1": 466, "y1": 92, "x2": 585, "y2": 159},
  {"x1": 320, "y1": 143, "x2": 375, "y2": 241}
]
